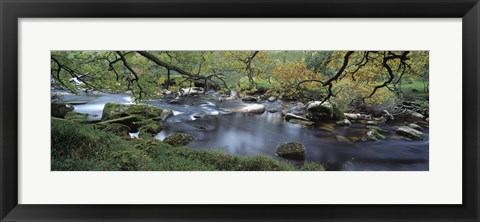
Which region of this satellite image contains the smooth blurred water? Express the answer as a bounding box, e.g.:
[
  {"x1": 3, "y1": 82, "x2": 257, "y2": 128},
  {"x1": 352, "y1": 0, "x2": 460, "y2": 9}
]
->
[{"x1": 55, "y1": 90, "x2": 429, "y2": 171}]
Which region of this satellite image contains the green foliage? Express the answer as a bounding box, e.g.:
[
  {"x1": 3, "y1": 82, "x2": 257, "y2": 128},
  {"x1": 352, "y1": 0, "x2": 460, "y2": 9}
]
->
[
  {"x1": 51, "y1": 119, "x2": 325, "y2": 171},
  {"x1": 51, "y1": 50, "x2": 429, "y2": 111}
]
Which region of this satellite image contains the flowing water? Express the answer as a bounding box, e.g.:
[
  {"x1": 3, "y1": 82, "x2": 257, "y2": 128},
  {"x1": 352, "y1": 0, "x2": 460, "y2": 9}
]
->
[{"x1": 55, "y1": 90, "x2": 429, "y2": 171}]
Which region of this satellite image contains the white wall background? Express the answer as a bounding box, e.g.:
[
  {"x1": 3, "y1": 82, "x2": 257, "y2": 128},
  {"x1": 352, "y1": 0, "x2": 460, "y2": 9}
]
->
[{"x1": 18, "y1": 18, "x2": 462, "y2": 204}]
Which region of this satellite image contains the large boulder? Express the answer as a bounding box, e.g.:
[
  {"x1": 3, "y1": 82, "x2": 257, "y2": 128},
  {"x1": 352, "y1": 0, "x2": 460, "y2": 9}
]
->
[
  {"x1": 275, "y1": 142, "x2": 306, "y2": 160},
  {"x1": 163, "y1": 133, "x2": 195, "y2": 146},
  {"x1": 101, "y1": 102, "x2": 168, "y2": 121},
  {"x1": 159, "y1": 109, "x2": 174, "y2": 121},
  {"x1": 97, "y1": 115, "x2": 144, "y2": 130},
  {"x1": 139, "y1": 119, "x2": 164, "y2": 138},
  {"x1": 305, "y1": 101, "x2": 344, "y2": 121},
  {"x1": 396, "y1": 126, "x2": 426, "y2": 140},
  {"x1": 51, "y1": 102, "x2": 74, "y2": 118}
]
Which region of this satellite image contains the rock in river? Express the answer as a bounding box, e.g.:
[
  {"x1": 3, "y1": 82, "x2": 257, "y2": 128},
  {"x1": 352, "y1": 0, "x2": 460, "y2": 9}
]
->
[
  {"x1": 405, "y1": 110, "x2": 425, "y2": 119},
  {"x1": 232, "y1": 104, "x2": 266, "y2": 114},
  {"x1": 139, "y1": 119, "x2": 164, "y2": 136},
  {"x1": 163, "y1": 133, "x2": 195, "y2": 146},
  {"x1": 306, "y1": 101, "x2": 345, "y2": 121},
  {"x1": 101, "y1": 102, "x2": 169, "y2": 121},
  {"x1": 396, "y1": 126, "x2": 426, "y2": 140},
  {"x1": 407, "y1": 123, "x2": 424, "y2": 131},
  {"x1": 160, "y1": 109, "x2": 174, "y2": 121},
  {"x1": 366, "y1": 129, "x2": 386, "y2": 141},
  {"x1": 242, "y1": 95, "x2": 260, "y2": 103},
  {"x1": 275, "y1": 142, "x2": 306, "y2": 160}
]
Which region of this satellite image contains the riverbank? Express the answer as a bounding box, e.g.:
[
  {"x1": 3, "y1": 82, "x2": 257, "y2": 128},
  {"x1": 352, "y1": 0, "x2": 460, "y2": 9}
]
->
[{"x1": 51, "y1": 118, "x2": 325, "y2": 171}]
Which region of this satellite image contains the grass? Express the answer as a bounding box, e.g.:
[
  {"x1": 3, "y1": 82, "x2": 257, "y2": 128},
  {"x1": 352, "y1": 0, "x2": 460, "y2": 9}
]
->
[
  {"x1": 51, "y1": 118, "x2": 325, "y2": 171},
  {"x1": 400, "y1": 80, "x2": 429, "y2": 100}
]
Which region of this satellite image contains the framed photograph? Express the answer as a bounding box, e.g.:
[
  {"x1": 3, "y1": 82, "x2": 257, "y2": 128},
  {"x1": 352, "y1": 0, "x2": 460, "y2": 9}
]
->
[{"x1": 1, "y1": 0, "x2": 479, "y2": 221}]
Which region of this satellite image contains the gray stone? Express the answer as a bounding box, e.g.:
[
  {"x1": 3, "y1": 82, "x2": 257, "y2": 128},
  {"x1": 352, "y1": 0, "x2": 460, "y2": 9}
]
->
[
  {"x1": 396, "y1": 126, "x2": 426, "y2": 140},
  {"x1": 275, "y1": 142, "x2": 306, "y2": 160}
]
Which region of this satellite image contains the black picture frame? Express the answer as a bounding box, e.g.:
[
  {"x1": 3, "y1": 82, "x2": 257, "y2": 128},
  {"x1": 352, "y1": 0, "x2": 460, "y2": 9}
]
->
[{"x1": 1, "y1": 0, "x2": 479, "y2": 221}]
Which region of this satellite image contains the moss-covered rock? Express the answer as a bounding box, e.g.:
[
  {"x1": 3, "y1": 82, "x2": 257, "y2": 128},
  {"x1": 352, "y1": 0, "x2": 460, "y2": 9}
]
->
[
  {"x1": 101, "y1": 102, "x2": 167, "y2": 121},
  {"x1": 275, "y1": 142, "x2": 305, "y2": 160},
  {"x1": 138, "y1": 119, "x2": 163, "y2": 138},
  {"x1": 306, "y1": 101, "x2": 344, "y2": 121},
  {"x1": 64, "y1": 111, "x2": 88, "y2": 123},
  {"x1": 163, "y1": 133, "x2": 195, "y2": 146},
  {"x1": 366, "y1": 129, "x2": 386, "y2": 141},
  {"x1": 160, "y1": 109, "x2": 174, "y2": 121},
  {"x1": 104, "y1": 123, "x2": 131, "y2": 137},
  {"x1": 51, "y1": 102, "x2": 74, "y2": 118},
  {"x1": 396, "y1": 126, "x2": 426, "y2": 140},
  {"x1": 96, "y1": 115, "x2": 144, "y2": 130},
  {"x1": 407, "y1": 123, "x2": 423, "y2": 131}
]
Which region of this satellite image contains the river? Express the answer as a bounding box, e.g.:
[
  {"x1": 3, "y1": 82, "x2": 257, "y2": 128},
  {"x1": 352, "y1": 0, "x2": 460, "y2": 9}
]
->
[{"x1": 54, "y1": 90, "x2": 429, "y2": 171}]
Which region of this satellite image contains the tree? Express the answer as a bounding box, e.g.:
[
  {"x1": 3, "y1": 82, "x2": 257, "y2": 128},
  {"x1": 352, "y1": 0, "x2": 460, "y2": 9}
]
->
[{"x1": 51, "y1": 50, "x2": 428, "y2": 109}]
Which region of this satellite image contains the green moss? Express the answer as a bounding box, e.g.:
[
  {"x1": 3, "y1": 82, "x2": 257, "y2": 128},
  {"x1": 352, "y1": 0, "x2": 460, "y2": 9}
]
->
[
  {"x1": 163, "y1": 133, "x2": 194, "y2": 146},
  {"x1": 51, "y1": 119, "x2": 325, "y2": 171},
  {"x1": 138, "y1": 119, "x2": 163, "y2": 138},
  {"x1": 306, "y1": 101, "x2": 345, "y2": 121},
  {"x1": 64, "y1": 111, "x2": 88, "y2": 123},
  {"x1": 371, "y1": 129, "x2": 386, "y2": 140},
  {"x1": 275, "y1": 142, "x2": 305, "y2": 160},
  {"x1": 366, "y1": 127, "x2": 386, "y2": 141},
  {"x1": 96, "y1": 115, "x2": 144, "y2": 130},
  {"x1": 101, "y1": 102, "x2": 165, "y2": 121},
  {"x1": 104, "y1": 123, "x2": 131, "y2": 136}
]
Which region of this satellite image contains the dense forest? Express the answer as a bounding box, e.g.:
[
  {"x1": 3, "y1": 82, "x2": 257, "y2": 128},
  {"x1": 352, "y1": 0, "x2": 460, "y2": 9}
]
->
[{"x1": 51, "y1": 51, "x2": 429, "y2": 171}]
